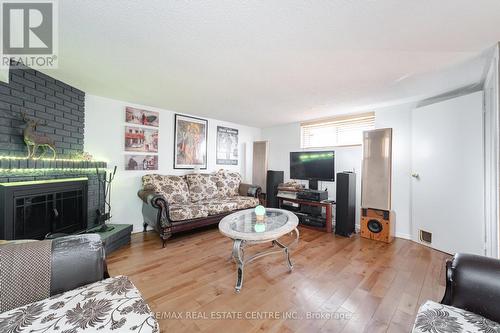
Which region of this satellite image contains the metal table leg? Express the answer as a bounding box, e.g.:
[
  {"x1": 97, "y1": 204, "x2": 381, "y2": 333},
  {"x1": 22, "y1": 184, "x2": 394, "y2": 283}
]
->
[
  {"x1": 273, "y1": 228, "x2": 299, "y2": 271},
  {"x1": 232, "y1": 239, "x2": 245, "y2": 293},
  {"x1": 231, "y1": 228, "x2": 299, "y2": 292}
]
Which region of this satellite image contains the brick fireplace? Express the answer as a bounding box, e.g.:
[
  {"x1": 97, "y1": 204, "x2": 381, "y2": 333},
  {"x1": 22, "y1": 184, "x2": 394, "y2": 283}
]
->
[{"x1": 0, "y1": 63, "x2": 107, "y2": 239}]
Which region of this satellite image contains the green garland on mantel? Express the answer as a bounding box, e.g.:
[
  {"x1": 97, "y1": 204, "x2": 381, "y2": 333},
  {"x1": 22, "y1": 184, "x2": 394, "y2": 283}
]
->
[{"x1": 0, "y1": 156, "x2": 108, "y2": 171}]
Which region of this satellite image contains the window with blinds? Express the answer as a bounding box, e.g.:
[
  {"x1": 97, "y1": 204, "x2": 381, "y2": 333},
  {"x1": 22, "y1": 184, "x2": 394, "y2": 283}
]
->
[{"x1": 300, "y1": 112, "x2": 375, "y2": 148}]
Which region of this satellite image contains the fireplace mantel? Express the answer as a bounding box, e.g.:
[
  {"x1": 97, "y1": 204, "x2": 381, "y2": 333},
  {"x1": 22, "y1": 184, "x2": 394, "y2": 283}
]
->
[
  {"x1": 0, "y1": 177, "x2": 89, "y2": 187},
  {"x1": 0, "y1": 156, "x2": 107, "y2": 171}
]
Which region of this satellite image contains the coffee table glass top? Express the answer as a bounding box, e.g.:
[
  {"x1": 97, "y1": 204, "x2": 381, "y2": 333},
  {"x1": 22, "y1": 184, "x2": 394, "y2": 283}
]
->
[
  {"x1": 219, "y1": 208, "x2": 299, "y2": 241},
  {"x1": 229, "y1": 211, "x2": 289, "y2": 233}
]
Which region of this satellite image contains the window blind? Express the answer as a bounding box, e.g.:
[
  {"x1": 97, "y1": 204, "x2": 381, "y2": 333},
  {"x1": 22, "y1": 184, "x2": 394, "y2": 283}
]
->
[{"x1": 301, "y1": 112, "x2": 375, "y2": 148}]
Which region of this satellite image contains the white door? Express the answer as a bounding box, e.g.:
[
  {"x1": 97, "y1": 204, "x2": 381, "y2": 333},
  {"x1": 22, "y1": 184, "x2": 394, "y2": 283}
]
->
[{"x1": 411, "y1": 92, "x2": 484, "y2": 255}]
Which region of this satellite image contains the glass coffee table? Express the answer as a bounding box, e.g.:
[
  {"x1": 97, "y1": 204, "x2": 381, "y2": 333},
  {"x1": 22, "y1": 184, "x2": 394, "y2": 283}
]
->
[{"x1": 219, "y1": 208, "x2": 299, "y2": 292}]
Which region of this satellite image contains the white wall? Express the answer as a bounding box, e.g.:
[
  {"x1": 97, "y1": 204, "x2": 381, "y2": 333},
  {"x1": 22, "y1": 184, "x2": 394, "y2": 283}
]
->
[
  {"x1": 375, "y1": 104, "x2": 415, "y2": 239},
  {"x1": 261, "y1": 104, "x2": 415, "y2": 239},
  {"x1": 0, "y1": 67, "x2": 8, "y2": 84},
  {"x1": 84, "y1": 95, "x2": 261, "y2": 233},
  {"x1": 261, "y1": 123, "x2": 364, "y2": 227}
]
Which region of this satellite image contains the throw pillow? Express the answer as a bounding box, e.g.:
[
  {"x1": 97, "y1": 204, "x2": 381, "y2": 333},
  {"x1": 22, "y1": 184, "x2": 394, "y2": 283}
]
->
[
  {"x1": 215, "y1": 169, "x2": 242, "y2": 197},
  {"x1": 185, "y1": 173, "x2": 219, "y2": 202},
  {"x1": 142, "y1": 174, "x2": 189, "y2": 204}
]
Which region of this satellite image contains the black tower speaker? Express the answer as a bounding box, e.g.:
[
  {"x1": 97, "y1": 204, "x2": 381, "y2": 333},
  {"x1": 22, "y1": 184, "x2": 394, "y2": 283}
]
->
[
  {"x1": 335, "y1": 172, "x2": 356, "y2": 237},
  {"x1": 266, "y1": 170, "x2": 284, "y2": 208}
]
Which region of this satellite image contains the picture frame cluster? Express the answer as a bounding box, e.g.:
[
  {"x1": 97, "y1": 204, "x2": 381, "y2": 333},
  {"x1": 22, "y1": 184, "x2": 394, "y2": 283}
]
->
[
  {"x1": 123, "y1": 107, "x2": 240, "y2": 171},
  {"x1": 124, "y1": 107, "x2": 159, "y2": 171}
]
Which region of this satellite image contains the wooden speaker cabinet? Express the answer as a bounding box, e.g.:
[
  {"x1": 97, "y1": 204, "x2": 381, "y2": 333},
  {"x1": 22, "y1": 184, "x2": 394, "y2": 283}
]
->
[{"x1": 360, "y1": 208, "x2": 395, "y2": 243}]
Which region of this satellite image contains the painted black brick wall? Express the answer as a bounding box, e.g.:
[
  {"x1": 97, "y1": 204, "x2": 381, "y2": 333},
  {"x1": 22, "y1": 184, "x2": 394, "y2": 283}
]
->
[
  {"x1": 0, "y1": 63, "x2": 85, "y2": 158},
  {"x1": 0, "y1": 64, "x2": 106, "y2": 231}
]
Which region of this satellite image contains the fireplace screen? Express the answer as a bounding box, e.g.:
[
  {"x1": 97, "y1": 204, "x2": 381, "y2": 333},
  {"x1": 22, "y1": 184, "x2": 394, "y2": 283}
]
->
[{"x1": 1, "y1": 179, "x2": 88, "y2": 240}]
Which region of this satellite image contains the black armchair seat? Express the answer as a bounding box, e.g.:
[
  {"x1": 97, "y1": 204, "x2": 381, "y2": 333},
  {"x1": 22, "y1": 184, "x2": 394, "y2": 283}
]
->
[{"x1": 412, "y1": 253, "x2": 500, "y2": 332}]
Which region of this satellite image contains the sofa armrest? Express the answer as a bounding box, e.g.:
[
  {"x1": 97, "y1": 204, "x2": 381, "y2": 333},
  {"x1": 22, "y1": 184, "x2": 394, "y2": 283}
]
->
[
  {"x1": 138, "y1": 186, "x2": 169, "y2": 207},
  {"x1": 138, "y1": 187, "x2": 171, "y2": 232},
  {"x1": 0, "y1": 234, "x2": 107, "y2": 310},
  {"x1": 441, "y1": 253, "x2": 500, "y2": 323},
  {"x1": 50, "y1": 234, "x2": 108, "y2": 295},
  {"x1": 239, "y1": 183, "x2": 262, "y2": 198}
]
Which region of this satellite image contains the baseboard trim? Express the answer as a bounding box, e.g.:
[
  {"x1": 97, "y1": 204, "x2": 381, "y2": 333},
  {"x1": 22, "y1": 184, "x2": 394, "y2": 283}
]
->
[
  {"x1": 395, "y1": 232, "x2": 411, "y2": 240},
  {"x1": 133, "y1": 224, "x2": 413, "y2": 240}
]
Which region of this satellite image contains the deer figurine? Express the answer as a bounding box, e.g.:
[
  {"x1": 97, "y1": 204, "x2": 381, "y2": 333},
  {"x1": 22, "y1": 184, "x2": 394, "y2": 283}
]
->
[{"x1": 21, "y1": 112, "x2": 57, "y2": 159}]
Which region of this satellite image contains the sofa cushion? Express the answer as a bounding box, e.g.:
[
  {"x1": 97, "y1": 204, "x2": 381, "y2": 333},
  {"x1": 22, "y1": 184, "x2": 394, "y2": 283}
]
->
[
  {"x1": 169, "y1": 204, "x2": 209, "y2": 221},
  {"x1": 0, "y1": 276, "x2": 159, "y2": 332},
  {"x1": 215, "y1": 170, "x2": 242, "y2": 197},
  {"x1": 200, "y1": 199, "x2": 238, "y2": 215},
  {"x1": 412, "y1": 300, "x2": 500, "y2": 333},
  {"x1": 232, "y1": 196, "x2": 260, "y2": 210},
  {"x1": 142, "y1": 174, "x2": 189, "y2": 204},
  {"x1": 185, "y1": 174, "x2": 219, "y2": 202}
]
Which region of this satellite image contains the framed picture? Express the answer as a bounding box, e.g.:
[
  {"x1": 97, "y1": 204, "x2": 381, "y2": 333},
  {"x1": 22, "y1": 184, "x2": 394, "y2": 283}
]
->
[
  {"x1": 125, "y1": 126, "x2": 158, "y2": 153},
  {"x1": 216, "y1": 126, "x2": 238, "y2": 165},
  {"x1": 125, "y1": 155, "x2": 158, "y2": 170},
  {"x1": 125, "y1": 107, "x2": 159, "y2": 127},
  {"x1": 174, "y1": 114, "x2": 208, "y2": 169}
]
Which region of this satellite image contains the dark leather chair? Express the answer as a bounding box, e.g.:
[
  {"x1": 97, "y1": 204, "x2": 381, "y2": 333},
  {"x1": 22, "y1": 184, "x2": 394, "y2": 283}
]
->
[
  {"x1": 49, "y1": 234, "x2": 110, "y2": 295},
  {"x1": 0, "y1": 234, "x2": 109, "y2": 313},
  {"x1": 441, "y1": 253, "x2": 500, "y2": 323},
  {"x1": 0, "y1": 235, "x2": 159, "y2": 332},
  {"x1": 0, "y1": 235, "x2": 108, "y2": 303}
]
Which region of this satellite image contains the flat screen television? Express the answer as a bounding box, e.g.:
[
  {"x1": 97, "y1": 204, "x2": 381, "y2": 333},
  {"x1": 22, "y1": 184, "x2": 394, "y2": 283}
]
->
[{"x1": 290, "y1": 151, "x2": 335, "y2": 189}]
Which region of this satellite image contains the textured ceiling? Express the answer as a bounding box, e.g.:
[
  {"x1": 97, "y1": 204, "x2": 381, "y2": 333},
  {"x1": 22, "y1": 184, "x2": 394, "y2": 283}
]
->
[{"x1": 43, "y1": 0, "x2": 500, "y2": 127}]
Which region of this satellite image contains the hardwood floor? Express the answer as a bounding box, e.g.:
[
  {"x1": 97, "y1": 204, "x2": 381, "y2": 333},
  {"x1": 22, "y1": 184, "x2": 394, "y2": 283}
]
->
[{"x1": 107, "y1": 227, "x2": 450, "y2": 333}]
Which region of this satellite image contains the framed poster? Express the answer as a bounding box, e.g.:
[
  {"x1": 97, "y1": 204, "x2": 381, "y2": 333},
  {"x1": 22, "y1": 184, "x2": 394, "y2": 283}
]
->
[
  {"x1": 125, "y1": 107, "x2": 159, "y2": 127},
  {"x1": 174, "y1": 114, "x2": 208, "y2": 169},
  {"x1": 125, "y1": 155, "x2": 158, "y2": 170},
  {"x1": 216, "y1": 126, "x2": 238, "y2": 165},
  {"x1": 125, "y1": 126, "x2": 158, "y2": 152}
]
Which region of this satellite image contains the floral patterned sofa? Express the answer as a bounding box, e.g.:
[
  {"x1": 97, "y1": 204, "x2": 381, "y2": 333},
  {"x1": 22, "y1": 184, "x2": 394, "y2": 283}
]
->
[
  {"x1": 412, "y1": 253, "x2": 500, "y2": 333},
  {"x1": 0, "y1": 235, "x2": 159, "y2": 332},
  {"x1": 138, "y1": 170, "x2": 261, "y2": 247}
]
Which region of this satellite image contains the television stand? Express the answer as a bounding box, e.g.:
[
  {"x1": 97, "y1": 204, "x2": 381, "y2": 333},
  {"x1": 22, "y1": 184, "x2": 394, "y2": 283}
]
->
[
  {"x1": 277, "y1": 197, "x2": 334, "y2": 233},
  {"x1": 309, "y1": 179, "x2": 319, "y2": 190}
]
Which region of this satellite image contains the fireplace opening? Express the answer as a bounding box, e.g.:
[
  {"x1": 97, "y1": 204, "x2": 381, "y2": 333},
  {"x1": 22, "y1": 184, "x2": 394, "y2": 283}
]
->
[{"x1": 1, "y1": 178, "x2": 88, "y2": 240}]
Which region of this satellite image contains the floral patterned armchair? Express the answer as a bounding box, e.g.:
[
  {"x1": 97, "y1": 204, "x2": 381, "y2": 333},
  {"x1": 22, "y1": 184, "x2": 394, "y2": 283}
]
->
[{"x1": 0, "y1": 235, "x2": 159, "y2": 332}]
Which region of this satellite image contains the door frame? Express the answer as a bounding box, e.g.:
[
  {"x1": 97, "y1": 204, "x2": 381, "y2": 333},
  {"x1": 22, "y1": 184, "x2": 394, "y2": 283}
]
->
[{"x1": 483, "y1": 45, "x2": 500, "y2": 258}]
